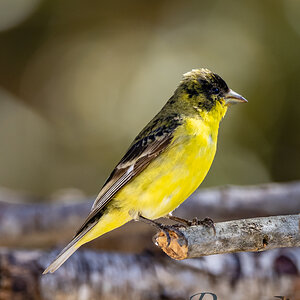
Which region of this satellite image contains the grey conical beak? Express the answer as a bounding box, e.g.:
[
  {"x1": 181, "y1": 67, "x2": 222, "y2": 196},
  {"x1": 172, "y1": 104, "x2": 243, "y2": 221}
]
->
[{"x1": 225, "y1": 89, "x2": 248, "y2": 106}]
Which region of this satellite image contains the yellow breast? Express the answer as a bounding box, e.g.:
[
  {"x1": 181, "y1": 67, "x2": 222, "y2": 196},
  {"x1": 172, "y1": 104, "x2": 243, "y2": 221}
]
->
[{"x1": 116, "y1": 113, "x2": 222, "y2": 220}]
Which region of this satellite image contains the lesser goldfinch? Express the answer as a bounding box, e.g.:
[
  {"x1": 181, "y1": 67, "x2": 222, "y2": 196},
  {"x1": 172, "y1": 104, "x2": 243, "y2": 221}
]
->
[{"x1": 43, "y1": 68, "x2": 247, "y2": 274}]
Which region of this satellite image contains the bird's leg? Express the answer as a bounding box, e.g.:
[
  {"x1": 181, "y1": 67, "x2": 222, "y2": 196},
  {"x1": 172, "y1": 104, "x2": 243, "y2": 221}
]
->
[
  {"x1": 136, "y1": 214, "x2": 187, "y2": 246},
  {"x1": 167, "y1": 214, "x2": 192, "y2": 226},
  {"x1": 167, "y1": 214, "x2": 216, "y2": 235}
]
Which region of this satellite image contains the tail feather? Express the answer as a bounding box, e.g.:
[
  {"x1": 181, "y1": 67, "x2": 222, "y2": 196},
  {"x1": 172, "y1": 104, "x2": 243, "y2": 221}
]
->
[{"x1": 43, "y1": 221, "x2": 97, "y2": 274}]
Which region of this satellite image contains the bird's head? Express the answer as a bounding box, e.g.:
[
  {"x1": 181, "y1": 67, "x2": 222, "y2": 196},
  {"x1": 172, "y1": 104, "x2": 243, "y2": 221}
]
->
[{"x1": 172, "y1": 68, "x2": 247, "y2": 117}]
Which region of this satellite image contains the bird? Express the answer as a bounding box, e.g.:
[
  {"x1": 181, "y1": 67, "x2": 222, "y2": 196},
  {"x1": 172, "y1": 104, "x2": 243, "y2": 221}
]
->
[{"x1": 43, "y1": 68, "x2": 247, "y2": 274}]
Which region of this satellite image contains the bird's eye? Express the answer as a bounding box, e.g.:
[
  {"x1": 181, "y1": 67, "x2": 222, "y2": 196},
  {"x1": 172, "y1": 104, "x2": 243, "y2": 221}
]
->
[{"x1": 211, "y1": 87, "x2": 220, "y2": 94}]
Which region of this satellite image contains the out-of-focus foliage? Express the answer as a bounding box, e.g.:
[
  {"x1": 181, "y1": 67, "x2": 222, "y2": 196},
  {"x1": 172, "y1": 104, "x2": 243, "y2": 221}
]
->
[{"x1": 0, "y1": 0, "x2": 299, "y2": 197}]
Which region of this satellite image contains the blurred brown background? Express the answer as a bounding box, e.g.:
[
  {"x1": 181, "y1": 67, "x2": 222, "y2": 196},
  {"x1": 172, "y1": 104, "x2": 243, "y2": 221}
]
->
[{"x1": 0, "y1": 0, "x2": 299, "y2": 198}]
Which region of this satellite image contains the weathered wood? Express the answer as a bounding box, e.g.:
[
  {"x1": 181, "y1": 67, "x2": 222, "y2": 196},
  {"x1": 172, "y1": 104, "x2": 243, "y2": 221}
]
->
[
  {"x1": 0, "y1": 248, "x2": 299, "y2": 300},
  {"x1": 0, "y1": 181, "x2": 299, "y2": 249},
  {"x1": 184, "y1": 181, "x2": 300, "y2": 220},
  {"x1": 155, "y1": 214, "x2": 300, "y2": 260}
]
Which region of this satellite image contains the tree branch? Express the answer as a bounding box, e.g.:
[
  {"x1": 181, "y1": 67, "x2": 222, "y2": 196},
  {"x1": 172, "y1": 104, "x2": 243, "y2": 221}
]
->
[
  {"x1": 0, "y1": 181, "x2": 299, "y2": 249},
  {"x1": 155, "y1": 214, "x2": 300, "y2": 260},
  {"x1": 183, "y1": 181, "x2": 300, "y2": 220},
  {"x1": 0, "y1": 247, "x2": 299, "y2": 300}
]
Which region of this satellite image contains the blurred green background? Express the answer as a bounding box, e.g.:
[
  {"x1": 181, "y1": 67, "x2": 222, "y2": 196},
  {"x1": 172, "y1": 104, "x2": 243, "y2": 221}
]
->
[{"x1": 0, "y1": 0, "x2": 299, "y2": 199}]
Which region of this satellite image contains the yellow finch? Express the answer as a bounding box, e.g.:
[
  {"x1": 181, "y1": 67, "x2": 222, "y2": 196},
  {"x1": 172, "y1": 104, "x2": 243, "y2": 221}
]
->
[{"x1": 43, "y1": 68, "x2": 247, "y2": 274}]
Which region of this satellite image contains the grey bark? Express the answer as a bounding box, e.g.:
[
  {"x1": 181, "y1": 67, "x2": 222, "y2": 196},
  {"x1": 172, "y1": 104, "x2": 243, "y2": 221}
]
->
[
  {"x1": 0, "y1": 248, "x2": 299, "y2": 300},
  {"x1": 155, "y1": 214, "x2": 300, "y2": 260}
]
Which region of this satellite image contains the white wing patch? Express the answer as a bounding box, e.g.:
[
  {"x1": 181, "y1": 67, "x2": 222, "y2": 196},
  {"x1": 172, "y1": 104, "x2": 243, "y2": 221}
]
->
[{"x1": 126, "y1": 164, "x2": 134, "y2": 175}]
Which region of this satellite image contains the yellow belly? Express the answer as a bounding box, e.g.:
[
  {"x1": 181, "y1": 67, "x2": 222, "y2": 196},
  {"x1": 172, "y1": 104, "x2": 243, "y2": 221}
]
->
[
  {"x1": 78, "y1": 115, "x2": 223, "y2": 247},
  {"x1": 115, "y1": 117, "x2": 218, "y2": 219}
]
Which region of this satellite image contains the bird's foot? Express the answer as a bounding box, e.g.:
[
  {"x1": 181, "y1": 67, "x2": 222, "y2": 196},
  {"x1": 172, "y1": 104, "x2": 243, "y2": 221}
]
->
[
  {"x1": 196, "y1": 217, "x2": 216, "y2": 235},
  {"x1": 154, "y1": 224, "x2": 187, "y2": 247},
  {"x1": 167, "y1": 215, "x2": 216, "y2": 235},
  {"x1": 137, "y1": 214, "x2": 187, "y2": 246}
]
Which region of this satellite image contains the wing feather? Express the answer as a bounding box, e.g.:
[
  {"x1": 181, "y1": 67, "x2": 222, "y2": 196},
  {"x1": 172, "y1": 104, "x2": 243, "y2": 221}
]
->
[{"x1": 74, "y1": 122, "x2": 180, "y2": 236}]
